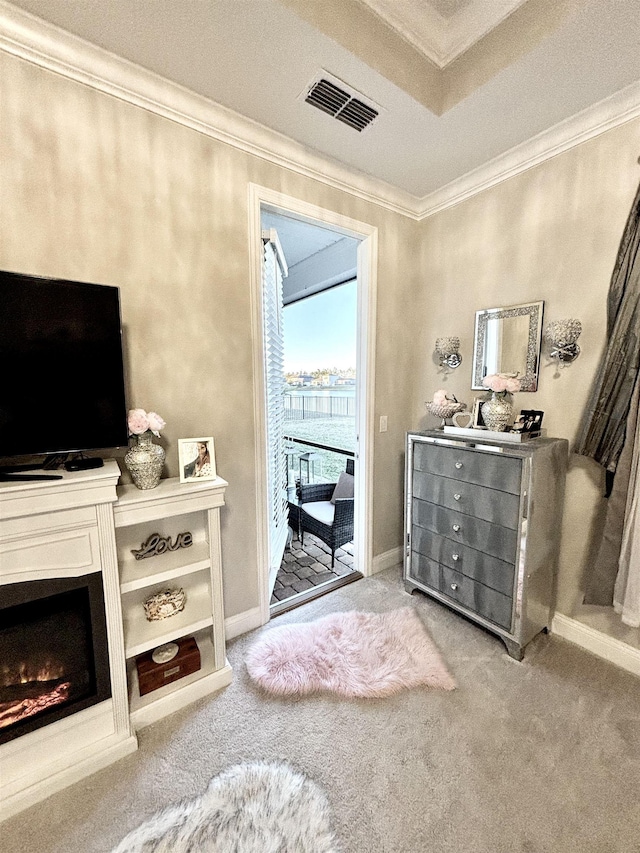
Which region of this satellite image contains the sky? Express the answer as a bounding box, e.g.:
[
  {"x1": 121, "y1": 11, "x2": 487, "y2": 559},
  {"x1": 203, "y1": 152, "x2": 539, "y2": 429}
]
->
[{"x1": 283, "y1": 280, "x2": 357, "y2": 373}]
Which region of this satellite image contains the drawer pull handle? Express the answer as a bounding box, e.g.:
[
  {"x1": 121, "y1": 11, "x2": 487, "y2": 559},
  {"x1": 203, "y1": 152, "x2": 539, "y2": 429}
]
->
[
  {"x1": 452, "y1": 524, "x2": 461, "y2": 532},
  {"x1": 455, "y1": 461, "x2": 463, "y2": 469},
  {"x1": 452, "y1": 553, "x2": 460, "y2": 561},
  {"x1": 450, "y1": 583, "x2": 459, "y2": 591},
  {"x1": 454, "y1": 493, "x2": 461, "y2": 501}
]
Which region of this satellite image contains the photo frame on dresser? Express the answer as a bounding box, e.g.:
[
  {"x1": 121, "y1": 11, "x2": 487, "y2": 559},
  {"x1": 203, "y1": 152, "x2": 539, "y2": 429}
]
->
[
  {"x1": 472, "y1": 398, "x2": 487, "y2": 429},
  {"x1": 179, "y1": 437, "x2": 216, "y2": 483}
]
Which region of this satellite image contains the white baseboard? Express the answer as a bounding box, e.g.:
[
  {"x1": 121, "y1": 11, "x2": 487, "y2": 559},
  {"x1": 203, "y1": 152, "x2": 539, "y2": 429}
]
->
[
  {"x1": 130, "y1": 664, "x2": 233, "y2": 730},
  {"x1": 372, "y1": 546, "x2": 403, "y2": 575},
  {"x1": 0, "y1": 734, "x2": 137, "y2": 822},
  {"x1": 225, "y1": 606, "x2": 263, "y2": 640},
  {"x1": 225, "y1": 553, "x2": 404, "y2": 640},
  {"x1": 551, "y1": 613, "x2": 640, "y2": 678}
]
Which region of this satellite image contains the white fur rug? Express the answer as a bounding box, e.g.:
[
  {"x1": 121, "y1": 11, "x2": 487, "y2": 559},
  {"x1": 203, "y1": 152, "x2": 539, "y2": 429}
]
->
[
  {"x1": 246, "y1": 608, "x2": 456, "y2": 698},
  {"x1": 110, "y1": 762, "x2": 339, "y2": 853}
]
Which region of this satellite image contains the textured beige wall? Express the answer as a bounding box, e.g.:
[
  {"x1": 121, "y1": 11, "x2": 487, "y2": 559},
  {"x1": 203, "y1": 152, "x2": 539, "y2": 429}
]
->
[
  {"x1": 0, "y1": 52, "x2": 420, "y2": 618},
  {"x1": 417, "y1": 118, "x2": 640, "y2": 614},
  {"x1": 4, "y1": 47, "x2": 638, "y2": 623}
]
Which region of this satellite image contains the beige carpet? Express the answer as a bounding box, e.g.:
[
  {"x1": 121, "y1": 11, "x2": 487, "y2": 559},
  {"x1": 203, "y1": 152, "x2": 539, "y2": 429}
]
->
[{"x1": 3, "y1": 567, "x2": 640, "y2": 853}]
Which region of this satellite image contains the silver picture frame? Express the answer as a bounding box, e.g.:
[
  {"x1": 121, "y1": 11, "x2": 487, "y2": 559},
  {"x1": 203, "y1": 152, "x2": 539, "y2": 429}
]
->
[{"x1": 472, "y1": 398, "x2": 487, "y2": 429}]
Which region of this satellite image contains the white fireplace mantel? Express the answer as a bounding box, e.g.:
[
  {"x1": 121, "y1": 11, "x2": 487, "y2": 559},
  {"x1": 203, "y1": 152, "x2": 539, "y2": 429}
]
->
[{"x1": 0, "y1": 461, "x2": 138, "y2": 821}]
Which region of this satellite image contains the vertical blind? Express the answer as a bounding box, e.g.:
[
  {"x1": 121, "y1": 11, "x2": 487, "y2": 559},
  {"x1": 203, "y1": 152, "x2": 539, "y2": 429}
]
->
[{"x1": 262, "y1": 230, "x2": 289, "y2": 587}]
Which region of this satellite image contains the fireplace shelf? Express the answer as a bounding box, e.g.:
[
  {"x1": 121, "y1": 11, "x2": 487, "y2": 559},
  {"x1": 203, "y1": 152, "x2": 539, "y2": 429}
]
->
[
  {"x1": 127, "y1": 628, "x2": 217, "y2": 720},
  {"x1": 114, "y1": 476, "x2": 232, "y2": 729},
  {"x1": 122, "y1": 567, "x2": 213, "y2": 657},
  {"x1": 119, "y1": 538, "x2": 210, "y2": 594}
]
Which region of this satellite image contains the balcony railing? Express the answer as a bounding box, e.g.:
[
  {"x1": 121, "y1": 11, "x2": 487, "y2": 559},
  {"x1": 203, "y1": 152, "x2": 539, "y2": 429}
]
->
[
  {"x1": 284, "y1": 394, "x2": 355, "y2": 420},
  {"x1": 283, "y1": 435, "x2": 354, "y2": 485}
]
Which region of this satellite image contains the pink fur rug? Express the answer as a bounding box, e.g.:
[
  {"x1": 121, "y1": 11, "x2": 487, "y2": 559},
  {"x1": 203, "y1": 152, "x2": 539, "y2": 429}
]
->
[{"x1": 246, "y1": 608, "x2": 456, "y2": 698}]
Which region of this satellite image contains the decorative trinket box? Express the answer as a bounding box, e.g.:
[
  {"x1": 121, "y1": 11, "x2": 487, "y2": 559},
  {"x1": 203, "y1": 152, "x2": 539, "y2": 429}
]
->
[
  {"x1": 143, "y1": 587, "x2": 186, "y2": 621},
  {"x1": 136, "y1": 636, "x2": 201, "y2": 696}
]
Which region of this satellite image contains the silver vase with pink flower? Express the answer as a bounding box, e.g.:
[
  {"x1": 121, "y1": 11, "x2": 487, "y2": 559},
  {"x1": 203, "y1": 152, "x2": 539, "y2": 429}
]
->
[
  {"x1": 480, "y1": 374, "x2": 521, "y2": 432},
  {"x1": 124, "y1": 409, "x2": 166, "y2": 489}
]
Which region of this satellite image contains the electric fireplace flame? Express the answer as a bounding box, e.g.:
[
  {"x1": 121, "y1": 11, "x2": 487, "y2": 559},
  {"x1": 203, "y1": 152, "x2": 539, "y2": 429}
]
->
[
  {"x1": 0, "y1": 659, "x2": 76, "y2": 731},
  {"x1": 0, "y1": 682, "x2": 72, "y2": 730},
  {"x1": 15, "y1": 660, "x2": 66, "y2": 684},
  {"x1": 1, "y1": 578, "x2": 111, "y2": 746},
  {"x1": 0, "y1": 617, "x2": 92, "y2": 742}
]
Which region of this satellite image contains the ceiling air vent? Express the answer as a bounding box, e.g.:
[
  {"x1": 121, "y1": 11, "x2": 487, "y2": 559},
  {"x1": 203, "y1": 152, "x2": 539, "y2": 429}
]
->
[{"x1": 304, "y1": 75, "x2": 380, "y2": 132}]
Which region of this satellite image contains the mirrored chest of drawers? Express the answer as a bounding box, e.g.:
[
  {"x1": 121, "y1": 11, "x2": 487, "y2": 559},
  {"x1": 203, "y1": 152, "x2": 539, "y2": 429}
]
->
[{"x1": 404, "y1": 431, "x2": 568, "y2": 659}]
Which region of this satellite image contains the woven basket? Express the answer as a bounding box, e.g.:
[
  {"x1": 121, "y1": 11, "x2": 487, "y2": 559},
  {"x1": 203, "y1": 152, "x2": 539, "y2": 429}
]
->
[{"x1": 143, "y1": 587, "x2": 187, "y2": 622}]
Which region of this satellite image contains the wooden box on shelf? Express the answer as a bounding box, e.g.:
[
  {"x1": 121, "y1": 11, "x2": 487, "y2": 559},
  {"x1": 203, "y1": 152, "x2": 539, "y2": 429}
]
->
[{"x1": 136, "y1": 637, "x2": 201, "y2": 696}]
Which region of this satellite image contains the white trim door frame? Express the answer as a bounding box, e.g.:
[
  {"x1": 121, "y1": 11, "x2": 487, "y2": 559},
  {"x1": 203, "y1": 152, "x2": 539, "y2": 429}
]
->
[{"x1": 248, "y1": 184, "x2": 378, "y2": 625}]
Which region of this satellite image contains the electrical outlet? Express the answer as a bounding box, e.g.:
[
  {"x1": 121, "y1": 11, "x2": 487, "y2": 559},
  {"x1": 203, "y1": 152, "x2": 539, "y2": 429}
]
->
[{"x1": 379, "y1": 415, "x2": 388, "y2": 432}]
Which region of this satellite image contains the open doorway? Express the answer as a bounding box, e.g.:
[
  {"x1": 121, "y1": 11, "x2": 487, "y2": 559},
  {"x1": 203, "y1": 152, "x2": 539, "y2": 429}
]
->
[
  {"x1": 249, "y1": 185, "x2": 377, "y2": 626},
  {"x1": 262, "y1": 210, "x2": 361, "y2": 615}
]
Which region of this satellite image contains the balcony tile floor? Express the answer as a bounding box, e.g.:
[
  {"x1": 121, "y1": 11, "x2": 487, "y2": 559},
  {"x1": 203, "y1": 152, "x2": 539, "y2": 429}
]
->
[{"x1": 270, "y1": 532, "x2": 356, "y2": 606}]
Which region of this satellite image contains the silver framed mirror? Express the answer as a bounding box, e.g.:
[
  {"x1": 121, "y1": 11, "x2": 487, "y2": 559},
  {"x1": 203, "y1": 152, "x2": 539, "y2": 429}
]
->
[{"x1": 472, "y1": 301, "x2": 544, "y2": 391}]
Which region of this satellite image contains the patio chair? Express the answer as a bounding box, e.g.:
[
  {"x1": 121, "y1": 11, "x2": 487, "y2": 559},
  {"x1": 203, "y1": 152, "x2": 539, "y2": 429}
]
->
[{"x1": 298, "y1": 459, "x2": 354, "y2": 567}]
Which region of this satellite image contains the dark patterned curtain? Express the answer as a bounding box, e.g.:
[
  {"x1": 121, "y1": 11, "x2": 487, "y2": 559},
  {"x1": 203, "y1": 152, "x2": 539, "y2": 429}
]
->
[
  {"x1": 583, "y1": 380, "x2": 639, "y2": 605},
  {"x1": 579, "y1": 180, "x2": 640, "y2": 605},
  {"x1": 576, "y1": 180, "x2": 640, "y2": 471}
]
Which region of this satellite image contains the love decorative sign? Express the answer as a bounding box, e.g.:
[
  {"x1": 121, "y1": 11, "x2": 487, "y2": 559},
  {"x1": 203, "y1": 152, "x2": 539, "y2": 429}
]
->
[{"x1": 131, "y1": 531, "x2": 193, "y2": 561}]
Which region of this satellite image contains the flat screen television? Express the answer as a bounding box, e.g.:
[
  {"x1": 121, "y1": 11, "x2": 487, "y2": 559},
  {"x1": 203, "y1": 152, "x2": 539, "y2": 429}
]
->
[{"x1": 0, "y1": 270, "x2": 128, "y2": 463}]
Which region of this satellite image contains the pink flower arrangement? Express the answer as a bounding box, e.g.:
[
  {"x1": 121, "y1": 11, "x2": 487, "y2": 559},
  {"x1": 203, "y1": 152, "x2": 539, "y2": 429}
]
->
[
  {"x1": 482, "y1": 374, "x2": 521, "y2": 395},
  {"x1": 128, "y1": 408, "x2": 166, "y2": 437}
]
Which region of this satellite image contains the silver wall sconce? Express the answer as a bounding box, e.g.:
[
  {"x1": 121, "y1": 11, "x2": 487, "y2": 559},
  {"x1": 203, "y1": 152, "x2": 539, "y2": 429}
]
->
[
  {"x1": 544, "y1": 319, "x2": 582, "y2": 367},
  {"x1": 435, "y1": 336, "x2": 462, "y2": 370}
]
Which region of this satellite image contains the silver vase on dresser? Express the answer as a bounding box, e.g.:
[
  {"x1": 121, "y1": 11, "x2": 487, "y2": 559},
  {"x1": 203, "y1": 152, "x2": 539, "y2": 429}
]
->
[
  {"x1": 404, "y1": 430, "x2": 568, "y2": 659},
  {"x1": 480, "y1": 392, "x2": 513, "y2": 432}
]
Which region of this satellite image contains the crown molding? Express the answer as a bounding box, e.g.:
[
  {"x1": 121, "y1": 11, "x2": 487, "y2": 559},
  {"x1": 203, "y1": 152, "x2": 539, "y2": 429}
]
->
[
  {"x1": 364, "y1": 0, "x2": 527, "y2": 69},
  {"x1": 418, "y1": 79, "x2": 640, "y2": 219},
  {"x1": 0, "y1": 1, "x2": 421, "y2": 220},
  {"x1": 363, "y1": 0, "x2": 447, "y2": 67},
  {"x1": 443, "y1": 0, "x2": 529, "y2": 68},
  {"x1": 1, "y1": 2, "x2": 639, "y2": 225}
]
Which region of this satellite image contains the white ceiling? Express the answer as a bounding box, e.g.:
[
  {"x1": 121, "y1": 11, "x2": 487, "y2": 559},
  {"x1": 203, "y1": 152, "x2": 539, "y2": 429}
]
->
[
  {"x1": 261, "y1": 211, "x2": 358, "y2": 304},
  {"x1": 261, "y1": 212, "x2": 343, "y2": 269},
  {"x1": 4, "y1": 0, "x2": 640, "y2": 199}
]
